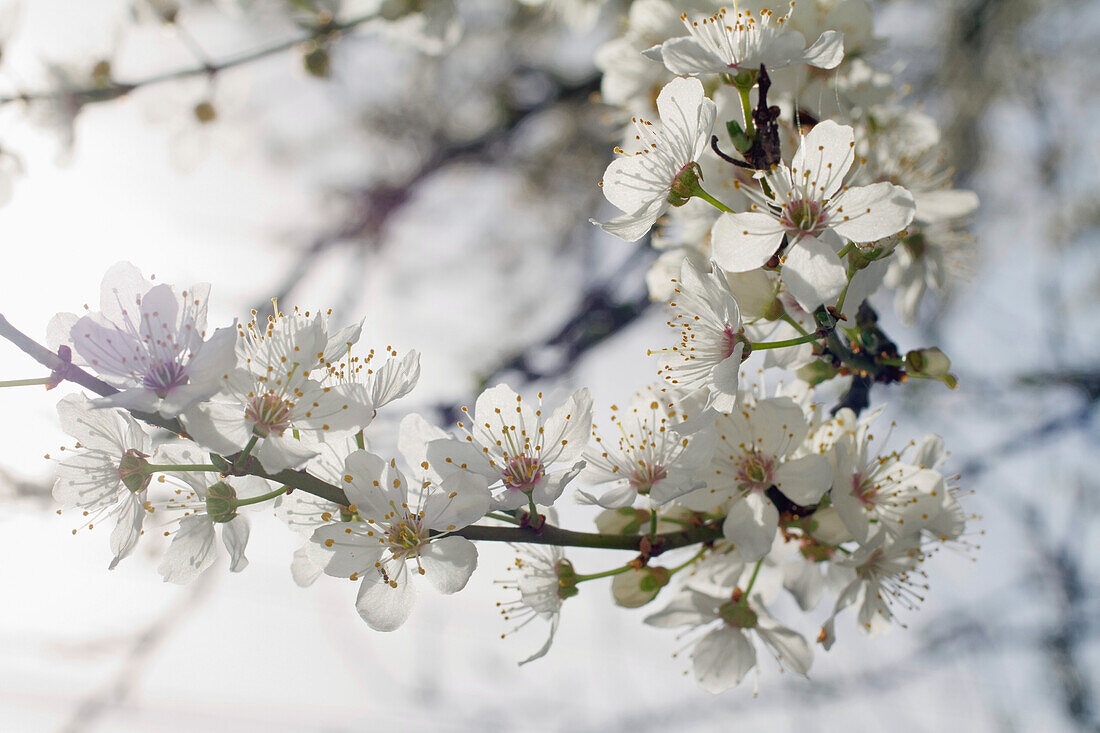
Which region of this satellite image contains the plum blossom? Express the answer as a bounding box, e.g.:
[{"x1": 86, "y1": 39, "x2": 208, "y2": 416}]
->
[
  {"x1": 711, "y1": 121, "x2": 915, "y2": 309},
  {"x1": 655, "y1": 259, "x2": 748, "y2": 412},
  {"x1": 48, "y1": 262, "x2": 236, "y2": 418},
  {"x1": 310, "y1": 450, "x2": 490, "y2": 631},
  {"x1": 593, "y1": 76, "x2": 717, "y2": 242},
  {"x1": 496, "y1": 540, "x2": 573, "y2": 664},
  {"x1": 182, "y1": 309, "x2": 374, "y2": 473},
  {"x1": 646, "y1": 588, "x2": 812, "y2": 693},
  {"x1": 578, "y1": 387, "x2": 715, "y2": 508},
  {"x1": 52, "y1": 394, "x2": 154, "y2": 570},
  {"x1": 683, "y1": 394, "x2": 830, "y2": 561},
  {"x1": 427, "y1": 384, "x2": 593, "y2": 511},
  {"x1": 645, "y1": 4, "x2": 844, "y2": 77},
  {"x1": 152, "y1": 442, "x2": 276, "y2": 584}
]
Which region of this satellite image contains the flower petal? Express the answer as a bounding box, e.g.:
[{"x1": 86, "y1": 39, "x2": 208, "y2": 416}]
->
[
  {"x1": 712, "y1": 212, "x2": 785, "y2": 273},
  {"x1": 420, "y1": 536, "x2": 479, "y2": 594}
]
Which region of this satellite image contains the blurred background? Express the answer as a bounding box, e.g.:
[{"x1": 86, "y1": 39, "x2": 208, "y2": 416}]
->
[{"x1": 0, "y1": 0, "x2": 1097, "y2": 730}]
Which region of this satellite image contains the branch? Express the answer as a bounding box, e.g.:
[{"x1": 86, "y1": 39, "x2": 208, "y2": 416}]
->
[{"x1": 0, "y1": 12, "x2": 382, "y2": 108}]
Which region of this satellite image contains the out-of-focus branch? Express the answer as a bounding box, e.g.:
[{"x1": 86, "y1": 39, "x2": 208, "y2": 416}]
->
[{"x1": 0, "y1": 12, "x2": 382, "y2": 108}]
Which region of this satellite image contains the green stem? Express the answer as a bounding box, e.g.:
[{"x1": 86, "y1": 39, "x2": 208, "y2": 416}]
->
[
  {"x1": 649, "y1": 510, "x2": 659, "y2": 537},
  {"x1": 834, "y1": 270, "x2": 855, "y2": 315},
  {"x1": 737, "y1": 85, "x2": 755, "y2": 138},
  {"x1": 355, "y1": 430, "x2": 365, "y2": 450},
  {"x1": 233, "y1": 485, "x2": 290, "y2": 507},
  {"x1": 669, "y1": 546, "x2": 707, "y2": 575},
  {"x1": 752, "y1": 333, "x2": 820, "y2": 350},
  {"x1": 779, "y1": 312, "x2": 812, "y2": 338},
  {"x1": 486, "y1": 512, "x2": 523, "y2": 525},
  {"x1": 690, "y1": 184, "x2": 736, "y2": 214},
  {"x1": 573, "y1": 565, "x2": 634, "y2": 583},
  {"x1": 236, "y1": 435, "x2": 259, "y2": 467},
  {"x1": 741, "y1": 558, "x2": 765, "y2": 601},
  {"x1": 0, "y1": 376, "x2": 53, "y2": 388}
]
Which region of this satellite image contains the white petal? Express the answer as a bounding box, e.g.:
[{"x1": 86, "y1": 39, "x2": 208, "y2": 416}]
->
[
  {"x1": 782, "y1": 234, "x2": 848, "y2": 310},
  {"x1": 802, "y1": 30, "x2": 844, "y2": 69},
  {"x1": 291, "y1": 541, "x2": 331, "y2": 587},
  {"x1": 255, "y1": 434, "x2": 318, "y2": 473},
  {"x1": 913, "y1": 188, "x2": 979, "y2": 224},
  {"x1": 658, "y1": 37, "x2": 725, "y2": 76},
  {"x1": 355, "y1": 562, "x2": 416, "y2": 631},
  {"x1": 756, "y1": 616, "x2": 813, "y2": 675},
  {"x1": 159, "y1": 515, "x2": 217, "y2": 584},
  {"x1": 221, "y1": 515, "x2": 250, "y2": 573},
  {"x1": 712, "y1": 212, "x2": 785, "y2": 273},
  {"x1": 312, "y1": 524, "x2": 384, "y2": 578},
  {"x1": 792, "y1": 120, "x2": 855, "y2": 200},
  {"x1": 774, "y1": 454, "x2": 831, "y2": 505},
  {"x1": 722, "y1": 493, "x2": 778, "y2": 561},
  {"x1": 420, "y1": 536, "x2": 478, "y2": 594},
  {"x1": 693, "y1": 626, "x2": 756, "y2": 693},
  {"x1": 594, "y1": 197, "x2": 668, "y2": 242},
  {"x1": 831, "y1": 182, "x2": 916, "y2": 242},
  {"x1": 108, "y1": 493, "x2": 146, "y2": 570},
  {"x1": 540, "y1": 387, "x2": 593, "y2": 465},
  {"x1": 423, "y1": 471, "x2": 491, "y2": 531}
]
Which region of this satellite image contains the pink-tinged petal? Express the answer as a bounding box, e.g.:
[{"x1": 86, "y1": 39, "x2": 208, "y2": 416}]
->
[
  {"x1": 711, "y1": 212, "x2": 785, "y2": 273},
  {"x1": 355, "y1": 561, "x2": 417, "y2": 632},
  {"x1": 420, "y1": 536, "x2": 478, "y2": 594},
  {"x1": 774, "y1": 454, "x2": 831, "y2": 506},
  {"x1": 158, "y1": 515, "x2": 216, "y2": 584},
  {"x1": 831, "y1": 182, "x2": 916, "y2": 242},
  {"x1": 70, "y1": 316, "x2": 144, "y2": 380},
  {"x1": 108, "y1": 493, "x2": 145, "y2": 570},
  {"x1": 791, "y1": 120, "x2": 854, "y2": 200},
  {"x1": 693, "y1": 626, "x2": 757, "y2": 693},
  {"x1": 782, "y1": 234, "x2": 848, "y2": 310},
  {"x1": 803, "y1": 30, "x2": 844, "y2": 69},
  {"x1": 657, "y1": 37, "x2": 726, "y2": 75},
  {"x1": 722, "y1": 493, "x2": 778, "y2": 561}
]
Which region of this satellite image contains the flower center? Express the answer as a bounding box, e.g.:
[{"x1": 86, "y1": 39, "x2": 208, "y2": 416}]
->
[
  {"x1": 780, "y1": 198, "x2": 827, "y2": 237},
  {"x1": 384, "y1": 514, "x2": 428, "y2": 559},
  {"x1": 852, "y1": 473, "x2": 878, "y2": 509},
  {"x1": 503, "y1": 455, "x2": 544, "y2": 493},
  {"x1": 736, "y1": 451, "x2": 775, "y2": 491},
  {"x1": 142, "y1": 360, "x2": 189, "y2": 398},
  {"x1": 629, "y1": 463, "x2": 668, "y2": 495},
  {"x1": 245, "y1": 393, "x2": 294, "y2": 437}
]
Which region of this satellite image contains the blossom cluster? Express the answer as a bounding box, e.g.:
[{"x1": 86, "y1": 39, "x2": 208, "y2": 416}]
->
[{"x1": 4, "y1": 0, "x2": 978, "y2": 697}]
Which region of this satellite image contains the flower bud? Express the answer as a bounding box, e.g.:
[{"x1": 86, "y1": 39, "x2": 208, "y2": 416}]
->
[
  {"x1": 611, "y1": 566, "x2": 670, "y2": 608},
  {"x1": 595, "y1": 507, "x2": 648, "y2": 535},
  {"x1": 718, "y1": 600, "x2": 758, "y2": 629},
  {"x1": 905, "y1": 348, "x2": 957, "y2": 388},
  {"x1": 805, "y1": 505, "x2": 851, "y2": 545},
  {"x1": 117, "y1": 449, "x2": 152, "y2": 494},
  {"x1": 797, "y1": 359, "x2": 838, "y2": 387},
  {"x1": 666, "y1": 162, "x2": 702, "y2": 207},
  {"x1": 205, "y1": 481, "x2": 238, "y2": 524},
  {"x1": 303, "y1": 46, "x2": 331, "y2": 78}
]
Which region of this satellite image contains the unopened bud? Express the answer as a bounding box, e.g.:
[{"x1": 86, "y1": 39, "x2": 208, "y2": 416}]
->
[
  {"x1": 303, "y1": 46, "x2": 331, "y2": 78},
  {"x1": 611, "y1": 566, "x2": 670, "y2": 608},
  {"x1": 117, "y1": 449, "x2": 152, "y2": 494},
  {"x1": 205, "y1": 481, "x2": 238, "y2": 523},
  {"x1": 797, "y1": 359, "x2": 838, "y2": 387},
  {"x1": 906, "y1": 348, "x2": 957, "y2": 388},
  {"x1": 666, "y1": 162, "x2": 702, "y2": 207},
  {"x1": 762, "y1": 296, "x2": 785, "y2": 322},
  {"x1": 718, "y1": 600, "x2": 758, "y2": 628},
  {"x1": 805, "y1": 505, "x2": 852, "y2": 545}
]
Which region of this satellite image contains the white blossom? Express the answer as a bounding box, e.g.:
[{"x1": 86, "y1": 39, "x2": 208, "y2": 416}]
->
[
  {"x1": 52, "y1": 394, "x2": 154, "y2": 570},
  {"x1": 593, "y1": 76, "x2": 717, "y2": 242},
  {"x1": 48, "y1": 262, "x2": 237, "y2": 418},
  {"x1": 711, "y1": 120, "x2": 915, "y2": 309}
]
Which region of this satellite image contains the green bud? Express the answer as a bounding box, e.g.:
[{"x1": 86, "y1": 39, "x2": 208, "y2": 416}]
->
[
  {"x1": 611, "y1": 566, "x2": 671, "y2": 608},
  {"x1": 666, "y1": 162, "x2": 702, "y2": 207},
  {"x1": 205, "y1": 481, "x2": 238, "y2": 523},
  {"x1": 117, "y1": 449, "x2": 152, "y2": 494},
  {"x1": 725, "y1": 120, "x2": 752, "y2": 153},
  {"x1": 797, "y1": 359, "x2": 838, "y2": 387},
  {"x1": 762, "y1": 296, "x2": 785, "y2": 322},
  {"x1": 906, "y1": 348, "x2": 957, "y2": 388},
  {"x1": 718, "y1": 601, "x2": 758, "y2": 628},
  {"x1": 303, "y1": 46, "x2": 331, "y2": 78}
]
